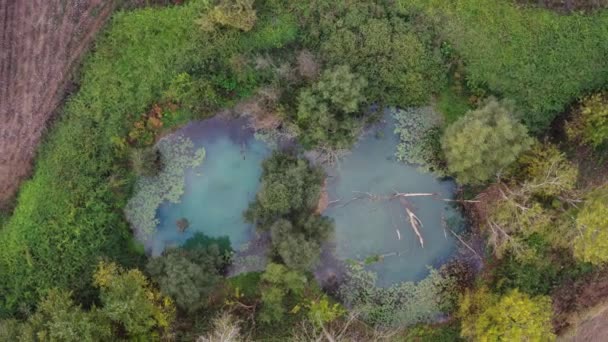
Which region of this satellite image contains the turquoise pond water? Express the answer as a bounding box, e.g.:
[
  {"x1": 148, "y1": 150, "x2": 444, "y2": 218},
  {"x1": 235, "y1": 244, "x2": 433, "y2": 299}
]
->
[
  {"x1": 322, "y1": 112, "x2": 462, "y2": 287},
  {"x1": 148, "y1": 117, "x2": 270, "y2": 256},
  {"x1": 142, "y1": 112, "x2": 462, "y2": 286}
]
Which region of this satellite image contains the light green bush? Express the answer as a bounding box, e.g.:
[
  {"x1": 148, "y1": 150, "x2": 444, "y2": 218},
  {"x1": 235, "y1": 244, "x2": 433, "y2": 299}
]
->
[
  {"x1": 573, "y1": 187, "x2": 608, "y2": 265},
  {"x1": 442, "y1": 99, "x2": 533, "y2": 184},
  {"x1": 566, "y1": 93, "x2": 608, "y2": 148}
]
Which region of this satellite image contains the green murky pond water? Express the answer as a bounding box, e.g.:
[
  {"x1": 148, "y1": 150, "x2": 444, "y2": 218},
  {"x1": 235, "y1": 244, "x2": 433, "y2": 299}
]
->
[{"x1": 139, "y1": 112, "x2": 462, "y2": 286}]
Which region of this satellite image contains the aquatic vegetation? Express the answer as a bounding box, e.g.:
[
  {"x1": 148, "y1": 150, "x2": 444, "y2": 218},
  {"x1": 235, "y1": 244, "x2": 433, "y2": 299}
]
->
[
  {"x1": 393, "y1": 107, "x2": 444, "y2": 173},
  {"x1": 125, "y1": 136, "x2": 205, "y2": 240},
  {"x1": 339, "y1": 264, "x2": 455, "y2": 327}
]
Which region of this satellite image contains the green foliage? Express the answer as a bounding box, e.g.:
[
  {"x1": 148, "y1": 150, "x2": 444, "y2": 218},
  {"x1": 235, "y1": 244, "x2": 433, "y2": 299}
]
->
[
  {"x1": 2, "y1": 262, "x2": 176, "y2": 341},
  {"x1": 94, "y1": 261, "x2": 175, "y2": 338},
  {"x1": 303, "y1": 0, "x2": 445, "y2": 106},
  {"x1": 296, "y1": 65, "x2": 368, "y2": 149},
  {"x1": 245, "y1": 152, "x2": 324, "y2": 229},
  {"x1": 393, "y1": 107, "x2": 445, "y2": 173},
  {"x1": 163, "y1": 72, "x2": 220, "y2": 112},
  {"x1": 11, "y1": 289, "x2": 111, "y2": 342},
  {"x1": 271, "y1": 220, "x2": 320, "y2": 272},
  {"x1": 147, "y1": 242, "x2": 230, "y2": 312},
  {"x1": 436, "y1": 85, "x2": 473, "y2": 124},
  {"x1": 573, "y1": 187, "x2": 608, "y2": 265},
  {"x1": 239, "y1": 12, "x2": 298, "y2": 51},
  {"x1": 125, "y1": 136, "x2": 205, "y2": 238},
  {"x1": 442, "y1": 99, "x2": 533, "y2": 184},
  {"x1": 227, "y1": 271, "x2": 262, "y2": 299},
  {"x1": 258, "y1": 263, "x2": 307, "y2": 324},
  {"x1": 130, "y1": 147, "x2": 162, "y2": 177},
  {"x1": 402, "y1": 323, "x2": 464, "y2": 342},
  {"x1": 517, "y1": 143, "x2": 579, "y2": 198},
  {"x1": 0, "y1": 0, "x2": 207, "y2": 314},
  {"x1": 492, "y1": 251, "x2": 592, "y2": 296},
  {"x1": 305, "y1": 296, "x2": 345, "y2": 327},
  {"x1": 400, "y1": 0, "x2": 608, "y2": 132},
  {"x1": 340, "y1": 264, "x2": 455, "y2": 327},
  {"x1": 183, "y1": 232, "x2": 232, "y2": 254},
  {"x1": 270, "y1": 215, "x2": 333, "y2": 272},
  {"x1": 246, "y1": 152, "x2": 332, "y2": 273},
  {"x1": 198, "y1": 0, "x2": 257, "y2": 32},
  {"x1": 458, "y1": 287, "x2": 555, "y2": 341},
  {"x1": 567, "y1": 92, "x2": 608, "y2": 148},
  {"x1": 482, "y1": 143, "x2": 579, "y2": 260}
]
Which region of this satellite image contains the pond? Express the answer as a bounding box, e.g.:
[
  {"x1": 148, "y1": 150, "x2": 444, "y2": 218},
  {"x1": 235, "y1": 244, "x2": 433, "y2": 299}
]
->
[
  {"x1": 322, "y1": 111, "x2": 462, "y2": 287},
  {"x1": 133, "y1": 111, "x2": 462, "y2": 287},
  {"x1": 146, "y1": 116, "x2": 270, "y2": 256}
]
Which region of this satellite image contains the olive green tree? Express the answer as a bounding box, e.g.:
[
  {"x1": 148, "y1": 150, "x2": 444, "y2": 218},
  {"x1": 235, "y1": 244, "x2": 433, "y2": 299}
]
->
[
  {"x1": 566, "y1": 92, "x2": 608, "y2": 148},
  {"x1": 573, "y1": 187, "x2": 608, "y2": 265},
  {"x1": 458, "y1": 287, "x2": 555, "y2": 341},
  {"x1": 198, "y1": 0, "x2": 257, "y2": 32},
  {"x1": 442, "y1": 99, "x2": 533, "y2": 184},
  {"x1": 94, "y1": 262, "x2": 175, "y2": 338},
  {"x1": 147, "y1": 244, "x2": 228, "y2": 312},
  {"x1": 258, "y1": 263, "x2": 307, "y2": 324},
  {"x1": 245, "y1": 152, "x2": 324, "y2": 229},
  {"x1": 296, "y1": 65, "x2": 368, "y2": 149},
  {"x1": 11, "y1": 290, "x2": 111, "y2": 342}
]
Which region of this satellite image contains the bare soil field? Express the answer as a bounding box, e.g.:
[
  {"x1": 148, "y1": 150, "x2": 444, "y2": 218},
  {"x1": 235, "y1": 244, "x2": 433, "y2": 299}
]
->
[{"x1": 0, "y1": 0, "x2": 114, "y2": 209}]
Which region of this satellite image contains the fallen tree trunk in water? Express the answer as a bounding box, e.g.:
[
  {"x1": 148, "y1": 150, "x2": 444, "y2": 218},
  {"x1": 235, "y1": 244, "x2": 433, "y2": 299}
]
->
[{"x1": 400, "y1": 198, "x2": 424, "y2": 248}]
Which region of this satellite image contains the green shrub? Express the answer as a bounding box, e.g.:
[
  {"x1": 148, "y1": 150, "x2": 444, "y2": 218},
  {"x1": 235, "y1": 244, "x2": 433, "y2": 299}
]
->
[
  {"x1": 339, "y1": 264, "x2": 455, "y2": 327},
  {"x1": 258, "y1": 263, "x2": 307, "y2": 324},
  {"x1": 239, "y1": 12, "x2": 298, "y2": 51},
  {"x1": 458, "y1": 287, "x2": 555, "y2": 341},
  {"x1": 295, "y1": 65, "x2": 368, "y2": 149},
  {"x1": 245, "y1": 152, "x2": 324, "y2": 229},
  {"x1": 573, "y1": 186, "x2": 608, "y2": 265},
  {"x1": 442, "y1": 99, "x2": 533, "y2": 184},
  {"x1": 146, "y1": 244, "x2": 228, "y2": 312},
  {"x1": 198, "y1": 0, "x2": 257, "y2": 32},
  {"x1": 566, "y1": 93, "x2": 608, "y2": 148},
  {"x1": 303, "y1": 0, "x2": 445, "y2": 107}
]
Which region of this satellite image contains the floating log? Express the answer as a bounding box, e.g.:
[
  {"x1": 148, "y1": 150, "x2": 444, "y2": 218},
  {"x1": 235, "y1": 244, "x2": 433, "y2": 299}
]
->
[
  {"x1": 405, "y1": 207, "x2": 424, "y2": 248},
  {"x1": 400, "y1": 198, "x2": 424, "y2": 248}
]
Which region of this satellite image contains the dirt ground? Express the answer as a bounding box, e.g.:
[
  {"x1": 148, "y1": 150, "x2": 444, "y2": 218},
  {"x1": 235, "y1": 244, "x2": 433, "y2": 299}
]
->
[
  {"x1": 558, "y1": 302, "x2": 608, "y2": 342},
  {"x1": 0, "y1": 0, "x2": 115, "y2": 210},
  {"x1": 515, "y1": 0, "x2": 608, "y2": 12}
]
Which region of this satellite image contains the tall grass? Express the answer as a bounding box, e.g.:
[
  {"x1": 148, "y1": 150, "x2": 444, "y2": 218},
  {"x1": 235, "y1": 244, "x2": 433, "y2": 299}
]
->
[{"x1": 399, "y1": 0, "x2": 608, "y2": 131}]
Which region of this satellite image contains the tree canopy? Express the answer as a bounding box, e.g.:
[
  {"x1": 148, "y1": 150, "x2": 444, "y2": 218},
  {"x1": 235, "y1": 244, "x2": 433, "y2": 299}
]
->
[
  {"x1": 442, "y1": 99, "x2": 533, "y2": 184},
  {"x1": 459, "y1": 287, "x2": 555, "y2": 341}
]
